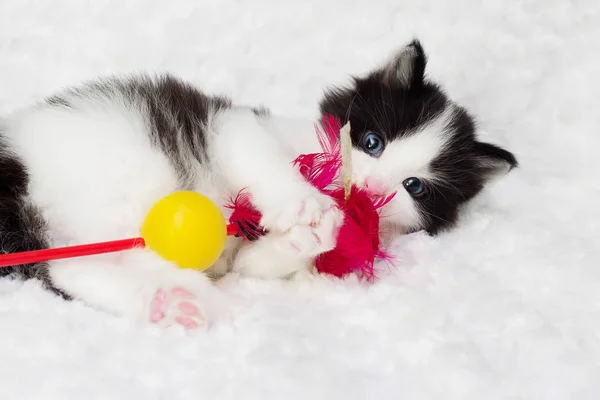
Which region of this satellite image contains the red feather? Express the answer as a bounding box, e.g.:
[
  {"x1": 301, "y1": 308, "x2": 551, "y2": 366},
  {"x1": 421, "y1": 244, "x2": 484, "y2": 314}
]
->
[
  {"x1": 314, "y1": 185, "x2": 386, "y2": 280},
  {"x1": 225, "y1": 190, "x2": 264, "y2": 241},
  {"x1": 293, "y1": 114, "x2": 342, "y2": 192}
]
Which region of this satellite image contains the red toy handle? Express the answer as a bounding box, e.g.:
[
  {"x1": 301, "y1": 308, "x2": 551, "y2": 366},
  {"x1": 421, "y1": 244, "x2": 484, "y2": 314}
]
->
[
  {"x1": 0, "y1": 223, "x2": 241, "y2": 268},
  {"x1": 0, "y1": 238, "x2": 146, "y2": 268}
]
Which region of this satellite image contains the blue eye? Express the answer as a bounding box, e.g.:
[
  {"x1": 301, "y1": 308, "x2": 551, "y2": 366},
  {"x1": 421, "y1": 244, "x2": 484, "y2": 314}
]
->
[
  {"x1": 403, "y1": 177, "x2": 425, "y2": 196},
  {"x1": 362, "y1": 132, "x2": 384, "y2": 156}
]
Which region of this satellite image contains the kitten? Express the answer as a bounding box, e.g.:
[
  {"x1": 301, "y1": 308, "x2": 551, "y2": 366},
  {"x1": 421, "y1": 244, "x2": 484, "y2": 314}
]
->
[{"x1": 0, "y1": 40, "x2": 516, "y2": 330}]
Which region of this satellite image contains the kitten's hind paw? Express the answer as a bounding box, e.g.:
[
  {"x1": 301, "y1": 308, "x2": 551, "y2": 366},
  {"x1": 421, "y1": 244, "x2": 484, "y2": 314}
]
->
[{"x1": 149, "y1": 287, "x2": 206, "y2": 330}]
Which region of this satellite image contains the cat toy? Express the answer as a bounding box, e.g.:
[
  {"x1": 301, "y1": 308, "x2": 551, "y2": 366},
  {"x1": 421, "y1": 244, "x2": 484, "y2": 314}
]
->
[
  {"x1": 0, "y1": 190, "x2": 231, "y2": 271},
  {"x1": 0, "y1": 115, "x2": 394, "y2": 280}
]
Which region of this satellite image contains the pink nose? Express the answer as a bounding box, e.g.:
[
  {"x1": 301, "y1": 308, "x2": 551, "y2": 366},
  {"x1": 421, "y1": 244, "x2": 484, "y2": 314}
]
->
[{"x1": 364, "y1": 177, "x2": 387, "y2": 196}]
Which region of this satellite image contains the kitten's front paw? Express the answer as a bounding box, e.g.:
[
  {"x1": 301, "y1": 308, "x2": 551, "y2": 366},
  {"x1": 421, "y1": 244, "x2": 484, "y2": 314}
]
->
[
  {"x1": 281, "y1": 205, "x2": 344, "y2": 257},
  {"x1": 261, "y1": 195, "x2": 323, "y2": 233},
  {"x1": 260, "y1": 186, "x2": 341, "y2": 232},
  {"x1": 149, "y1": 287, "x2": 206, "y2": 330},
  {"x1": 259, "y1": 186, "x2": 345, "y2": 258}
]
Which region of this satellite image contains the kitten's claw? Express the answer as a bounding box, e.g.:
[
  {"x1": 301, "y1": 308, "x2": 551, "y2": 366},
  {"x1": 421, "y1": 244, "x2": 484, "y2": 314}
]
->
[
  {"x1": 276, "y1": 200, "x2": 344, "y2": 258},
  {"x1": 149, "y1": 287, "x2": 206, "y2": 330}
]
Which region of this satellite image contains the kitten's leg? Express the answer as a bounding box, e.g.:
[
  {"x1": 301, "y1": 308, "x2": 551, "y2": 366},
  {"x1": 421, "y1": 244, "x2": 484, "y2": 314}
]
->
[
  {"x1": 212, "y1": 109, "x2": 344, "y2": 267},
  {"x1": 48, "y1": 249, "x2": 227, "y2": 330}
]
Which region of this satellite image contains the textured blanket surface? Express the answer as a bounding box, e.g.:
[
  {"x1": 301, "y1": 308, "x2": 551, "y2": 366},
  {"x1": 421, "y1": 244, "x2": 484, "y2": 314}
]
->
[{"x1": 0, "y1": 1, "x2": 598, "y2": 399}]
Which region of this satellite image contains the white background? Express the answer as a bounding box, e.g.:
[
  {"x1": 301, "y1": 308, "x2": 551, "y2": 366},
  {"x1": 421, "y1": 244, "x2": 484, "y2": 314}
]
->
[{"x1": 0, "y1": 1, "x2": 598, "y2": 399}]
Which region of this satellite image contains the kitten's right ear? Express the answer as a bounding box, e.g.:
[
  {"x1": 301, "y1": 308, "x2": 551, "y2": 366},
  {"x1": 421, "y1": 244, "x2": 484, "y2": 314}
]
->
[
  {"x1": 474, "y1": 141, "x2": 519, "y2": 180},
  {"x1": 380, "y1": 39, "x2": 427, "y2": 88}
]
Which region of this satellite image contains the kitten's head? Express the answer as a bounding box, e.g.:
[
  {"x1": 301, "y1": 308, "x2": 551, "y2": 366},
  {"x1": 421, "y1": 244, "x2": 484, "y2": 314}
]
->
[{"x1": 319, "y1": 39, "x2": 517, "y2": 235}]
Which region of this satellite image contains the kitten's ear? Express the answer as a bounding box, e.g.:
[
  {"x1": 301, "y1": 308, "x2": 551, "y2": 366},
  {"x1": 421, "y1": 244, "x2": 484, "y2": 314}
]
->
[
  {"x1": 380, "y1": 39, "x2": 427, "y2": 88},
  {"x1": 474, "y1": 141, "x2": 518, "y2": 180}
]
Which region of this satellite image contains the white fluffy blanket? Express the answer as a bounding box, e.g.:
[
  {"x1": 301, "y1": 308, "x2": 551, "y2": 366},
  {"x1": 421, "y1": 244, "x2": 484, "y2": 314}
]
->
[{"x1": 0, "y1": 1, "x2": 598, "y2": 399}]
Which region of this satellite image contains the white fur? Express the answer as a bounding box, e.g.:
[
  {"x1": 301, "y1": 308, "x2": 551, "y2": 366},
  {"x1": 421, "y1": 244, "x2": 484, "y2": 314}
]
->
[
  {"x1": 5, "y1": 95, "x2": 177, "y2": 245},
  {"x1": 353, "y1": 108, "x2": 454, "y2": 230}
]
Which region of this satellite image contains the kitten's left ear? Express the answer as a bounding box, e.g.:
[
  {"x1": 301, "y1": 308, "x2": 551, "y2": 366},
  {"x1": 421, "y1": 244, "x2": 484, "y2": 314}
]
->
[
  {"x1": 474, "y1": 141, "x2": 518, "y2": 179},
  {"x1": 380, "y1": 39, "x2": 427, "y2": 88}
]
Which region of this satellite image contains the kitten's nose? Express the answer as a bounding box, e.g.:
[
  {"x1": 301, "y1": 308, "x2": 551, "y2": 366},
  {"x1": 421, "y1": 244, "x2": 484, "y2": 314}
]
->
[{"x1": 363, "y1": 177, "x2": 387, "y2": 196}]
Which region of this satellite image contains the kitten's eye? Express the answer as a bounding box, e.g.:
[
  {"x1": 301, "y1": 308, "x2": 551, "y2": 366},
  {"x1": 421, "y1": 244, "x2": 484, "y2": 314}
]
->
[
  {"x1": 362, "y1": 132, "x2": 384, "y2": 156},
  {"x1": 403, "y1": 177, "x2": 426, "y2": 197}
]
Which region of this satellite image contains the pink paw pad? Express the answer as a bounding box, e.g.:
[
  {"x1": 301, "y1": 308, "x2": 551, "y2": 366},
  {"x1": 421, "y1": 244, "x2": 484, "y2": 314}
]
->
[
  {"x1": 175, "y1": 316, "x2": 198, "y2": 329},
  {"x1": 149, "y1": 287, "x2": 205, "y2": 329},
  {"x1": 178, "y1": 302, "x2": 199, "y2": 315}
]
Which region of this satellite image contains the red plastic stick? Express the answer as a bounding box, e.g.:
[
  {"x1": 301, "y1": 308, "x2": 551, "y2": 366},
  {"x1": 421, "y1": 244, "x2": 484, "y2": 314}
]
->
[
  {"x1": 0, "y1": 223, "x2": 240, "y2": 268},
  {"x1": 226, "y1": 223, "x2": 238, "y2": 236},
  {"x1": 0, "y1": 238, "x2": 146, "y2": 268}
]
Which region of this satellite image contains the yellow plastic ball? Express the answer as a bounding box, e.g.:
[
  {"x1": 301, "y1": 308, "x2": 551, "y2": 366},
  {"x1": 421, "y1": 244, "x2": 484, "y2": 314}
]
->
[{"x1": 141, "y1": 191, "x2": 227, "y2": 271}]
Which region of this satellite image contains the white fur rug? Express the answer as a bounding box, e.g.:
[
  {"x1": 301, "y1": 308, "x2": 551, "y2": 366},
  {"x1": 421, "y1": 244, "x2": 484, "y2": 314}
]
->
[{"x1": 0, "y1": 1, "x2": 598, "y2": 399}]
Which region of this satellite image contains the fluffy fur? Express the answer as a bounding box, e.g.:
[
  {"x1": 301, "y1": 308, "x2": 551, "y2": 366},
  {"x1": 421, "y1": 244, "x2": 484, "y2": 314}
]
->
[{"x1": 0, "y1": 40, "x2": 515, "y2": 330}]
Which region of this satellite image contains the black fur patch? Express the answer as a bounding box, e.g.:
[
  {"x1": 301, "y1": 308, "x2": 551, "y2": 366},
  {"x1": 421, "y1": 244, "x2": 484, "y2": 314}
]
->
[
  {"x1": 0, "y1": 135, "x2": 69, "y2": 298},
  {"x1": 127, "y1": 75, "x2": 232, "y2": 165}
]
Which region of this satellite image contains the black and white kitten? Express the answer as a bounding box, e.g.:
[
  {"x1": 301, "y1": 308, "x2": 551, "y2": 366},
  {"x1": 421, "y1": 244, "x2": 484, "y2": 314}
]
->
[{"x1": 0, "y1": 40, "x2": 516, "y2": 330}]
